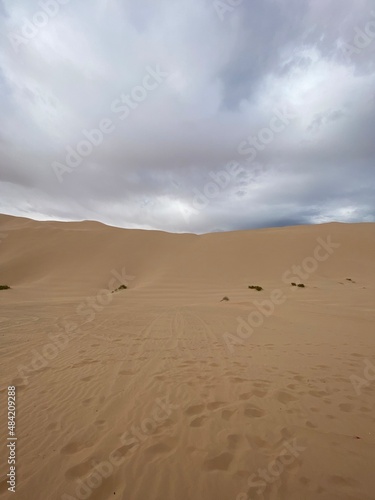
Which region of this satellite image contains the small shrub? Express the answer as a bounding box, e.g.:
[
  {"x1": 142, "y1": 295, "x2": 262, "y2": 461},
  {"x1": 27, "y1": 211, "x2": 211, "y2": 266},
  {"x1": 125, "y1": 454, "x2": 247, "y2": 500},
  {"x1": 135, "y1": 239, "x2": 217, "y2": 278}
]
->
[
  {"x1": 112, "y1": 284, "x2": 127, "y2": 293},
  {"x1": 297, "y1": 284, "x2": 305, "y2": 288},
  {"x1": 221, "y1": 296, "x2": 229, "y2": 302},
  {"x1": 291, "y1": 282, "x2": 297, "y2": 286},
  {"x1": 0, "y1": 285, "x2": 10, "y2": 290},
  {"x1": 248, "y1": 285, "x2": 263, "y2": 291}
]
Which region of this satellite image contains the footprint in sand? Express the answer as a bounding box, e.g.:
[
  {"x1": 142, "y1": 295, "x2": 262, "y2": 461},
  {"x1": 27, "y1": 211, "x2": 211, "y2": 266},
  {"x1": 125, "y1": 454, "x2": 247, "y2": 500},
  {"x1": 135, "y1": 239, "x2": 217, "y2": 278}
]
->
[
  {"x1": 10, "y1": 377, "x2": 29, "y2": 388},
  {"x1": 246, "y1": 434, "x2": 269, "y2": 450},
  {"x1": 276, "y1": 390, "x2": 298, "y2": 404},
  {"x1": 207, "y1": 401, "x2": 225, "y2": 411},
  {"x1": 65, "y1": 458, "x2": 93, "y2": 480},
  {"x1": 239, "y1": 392, "x2": 252, "y2": 400},
  {"x1": 360, "y1": 406, "x2": 371, "y2": 413},
  {"x1": 328, "y1": 475, "x2": 359, "y2": 488},
  {"x1": 221, "y1": 409, "x2": 237, "y2": 421},
  {"x1": 94, "y1": 419, "x2": 107, "y2": 430},
  {"x1": 185, "y1": 404, "x2": 205, "y2": 416},
  {"x1": 154, "y1": 418, "x2": 176, "y2": 434},
  {"x1": 190, "y1": 416, "x2": 207, "y2": 427},
  {"x1": 203, "y1": 452, "x2": 233, "y2": 471},
  {"x1": 306, "y1": 420, "x2": 318, "y2": 428},
  {"x1": 227, "y1": 434, "x2": 241, "y2": 450},
  {"x1": 72, "y1": 359, "x2": 99, "y2": 369},
  {"x1": 339, "y1": 403, "x2": 354, "y2": 413},
  {"x1": 144, "y1": 441, "x2": 174, "y2": 456},
  {"x1": 82, "y1": 398, "x2": 93, "y2": 406},
  {"x1": 231, "y1": 377, "x2": 249, "y2": 383},
  {"x1": 253, "y1": 381, "x2": 270, "y2": 389},
  {"x1": 244, "y1": 405, "x2": 266, "y2": 418},
  {"x1": 60, "y1": 429, "x2": 98, "y2": 455},
  {"x1": 287, "y1": 383, "x2": 298, "y2": 390},
  {"x1": 114, "y1": 442, "x2": 138, "y2": 458},
  {"x1": 308, "y1": 390, "x2": 328, "y2": 398},
  {"x1": 253, "y1": 389, "x2": 268, "y2": 398},
  {"x1": 299, "y1": 476, "x2": 310, "y2": 486},
  {"x1": 61, "y1": 441, "x2": 87, "y2": 455}
]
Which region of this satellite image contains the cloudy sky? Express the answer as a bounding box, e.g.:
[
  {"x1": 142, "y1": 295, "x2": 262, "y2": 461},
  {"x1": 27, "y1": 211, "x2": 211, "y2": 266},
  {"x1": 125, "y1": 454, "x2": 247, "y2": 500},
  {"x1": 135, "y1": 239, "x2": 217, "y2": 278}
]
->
[{"x1": 0, "y1": 0, "x2": 374, "y2": 233}]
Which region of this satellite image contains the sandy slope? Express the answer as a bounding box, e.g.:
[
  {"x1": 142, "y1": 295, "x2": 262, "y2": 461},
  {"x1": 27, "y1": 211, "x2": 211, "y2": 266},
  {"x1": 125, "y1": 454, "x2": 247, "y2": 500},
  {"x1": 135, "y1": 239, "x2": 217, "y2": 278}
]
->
[{"x1": 0, "y1": 214, "x2": 374, "y2": 500}]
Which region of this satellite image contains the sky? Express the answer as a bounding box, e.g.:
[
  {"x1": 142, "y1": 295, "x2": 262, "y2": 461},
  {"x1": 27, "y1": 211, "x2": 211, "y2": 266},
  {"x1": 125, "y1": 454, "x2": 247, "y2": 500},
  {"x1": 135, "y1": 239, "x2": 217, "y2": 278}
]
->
[{"x1": 0, "y1": 0, "x2": 374, "y2": 233}]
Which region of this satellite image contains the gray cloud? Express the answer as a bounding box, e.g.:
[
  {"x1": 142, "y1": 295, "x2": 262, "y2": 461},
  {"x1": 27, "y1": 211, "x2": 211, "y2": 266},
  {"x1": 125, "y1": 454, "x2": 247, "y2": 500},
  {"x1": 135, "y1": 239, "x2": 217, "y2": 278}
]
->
[{"x1": 0, "y1": 0, "x2": 374, "y2": 233}]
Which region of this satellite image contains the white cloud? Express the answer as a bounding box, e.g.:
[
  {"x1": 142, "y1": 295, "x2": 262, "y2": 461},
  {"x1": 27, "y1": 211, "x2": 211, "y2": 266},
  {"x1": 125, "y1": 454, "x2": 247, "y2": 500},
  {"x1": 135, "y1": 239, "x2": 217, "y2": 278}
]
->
[{"x1": 0, "y1": 0, "x2": 374, "y2": 232}]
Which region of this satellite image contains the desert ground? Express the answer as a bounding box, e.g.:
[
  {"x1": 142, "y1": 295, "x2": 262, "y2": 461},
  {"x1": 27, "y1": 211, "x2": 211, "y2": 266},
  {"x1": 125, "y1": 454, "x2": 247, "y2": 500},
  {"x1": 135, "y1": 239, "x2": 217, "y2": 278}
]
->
[{"x1": 0, "y1": 214, "x2": 374, "y2": 500}]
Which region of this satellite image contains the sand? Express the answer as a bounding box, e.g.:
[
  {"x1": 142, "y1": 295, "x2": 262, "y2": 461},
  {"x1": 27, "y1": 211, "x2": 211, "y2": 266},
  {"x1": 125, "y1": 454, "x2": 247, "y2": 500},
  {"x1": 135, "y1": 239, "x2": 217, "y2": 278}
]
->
[{"x1": 0, "y1": 214, "x2": 374, "y2": 500}]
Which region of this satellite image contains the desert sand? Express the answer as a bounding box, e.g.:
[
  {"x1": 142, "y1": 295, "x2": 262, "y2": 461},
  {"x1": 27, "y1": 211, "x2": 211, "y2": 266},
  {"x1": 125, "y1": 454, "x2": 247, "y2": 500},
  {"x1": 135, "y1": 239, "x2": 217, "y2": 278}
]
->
[{"x1": 0, "y1": 214, "x2": 374, "y2": 500}]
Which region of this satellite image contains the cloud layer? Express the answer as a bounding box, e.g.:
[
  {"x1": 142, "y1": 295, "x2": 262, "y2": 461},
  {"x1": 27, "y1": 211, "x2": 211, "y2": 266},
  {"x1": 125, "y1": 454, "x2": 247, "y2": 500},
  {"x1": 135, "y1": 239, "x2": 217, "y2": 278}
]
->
[{"x1": 0, "y1": 0, "x2": 374, "y2": 233}]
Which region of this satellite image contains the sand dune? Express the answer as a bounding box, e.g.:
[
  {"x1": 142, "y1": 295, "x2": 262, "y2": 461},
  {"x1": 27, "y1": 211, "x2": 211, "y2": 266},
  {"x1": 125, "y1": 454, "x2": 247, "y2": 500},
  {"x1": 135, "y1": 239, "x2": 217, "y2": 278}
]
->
[{"x1": 0, "y1": 214, "x2": 375, "y2": 499}]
